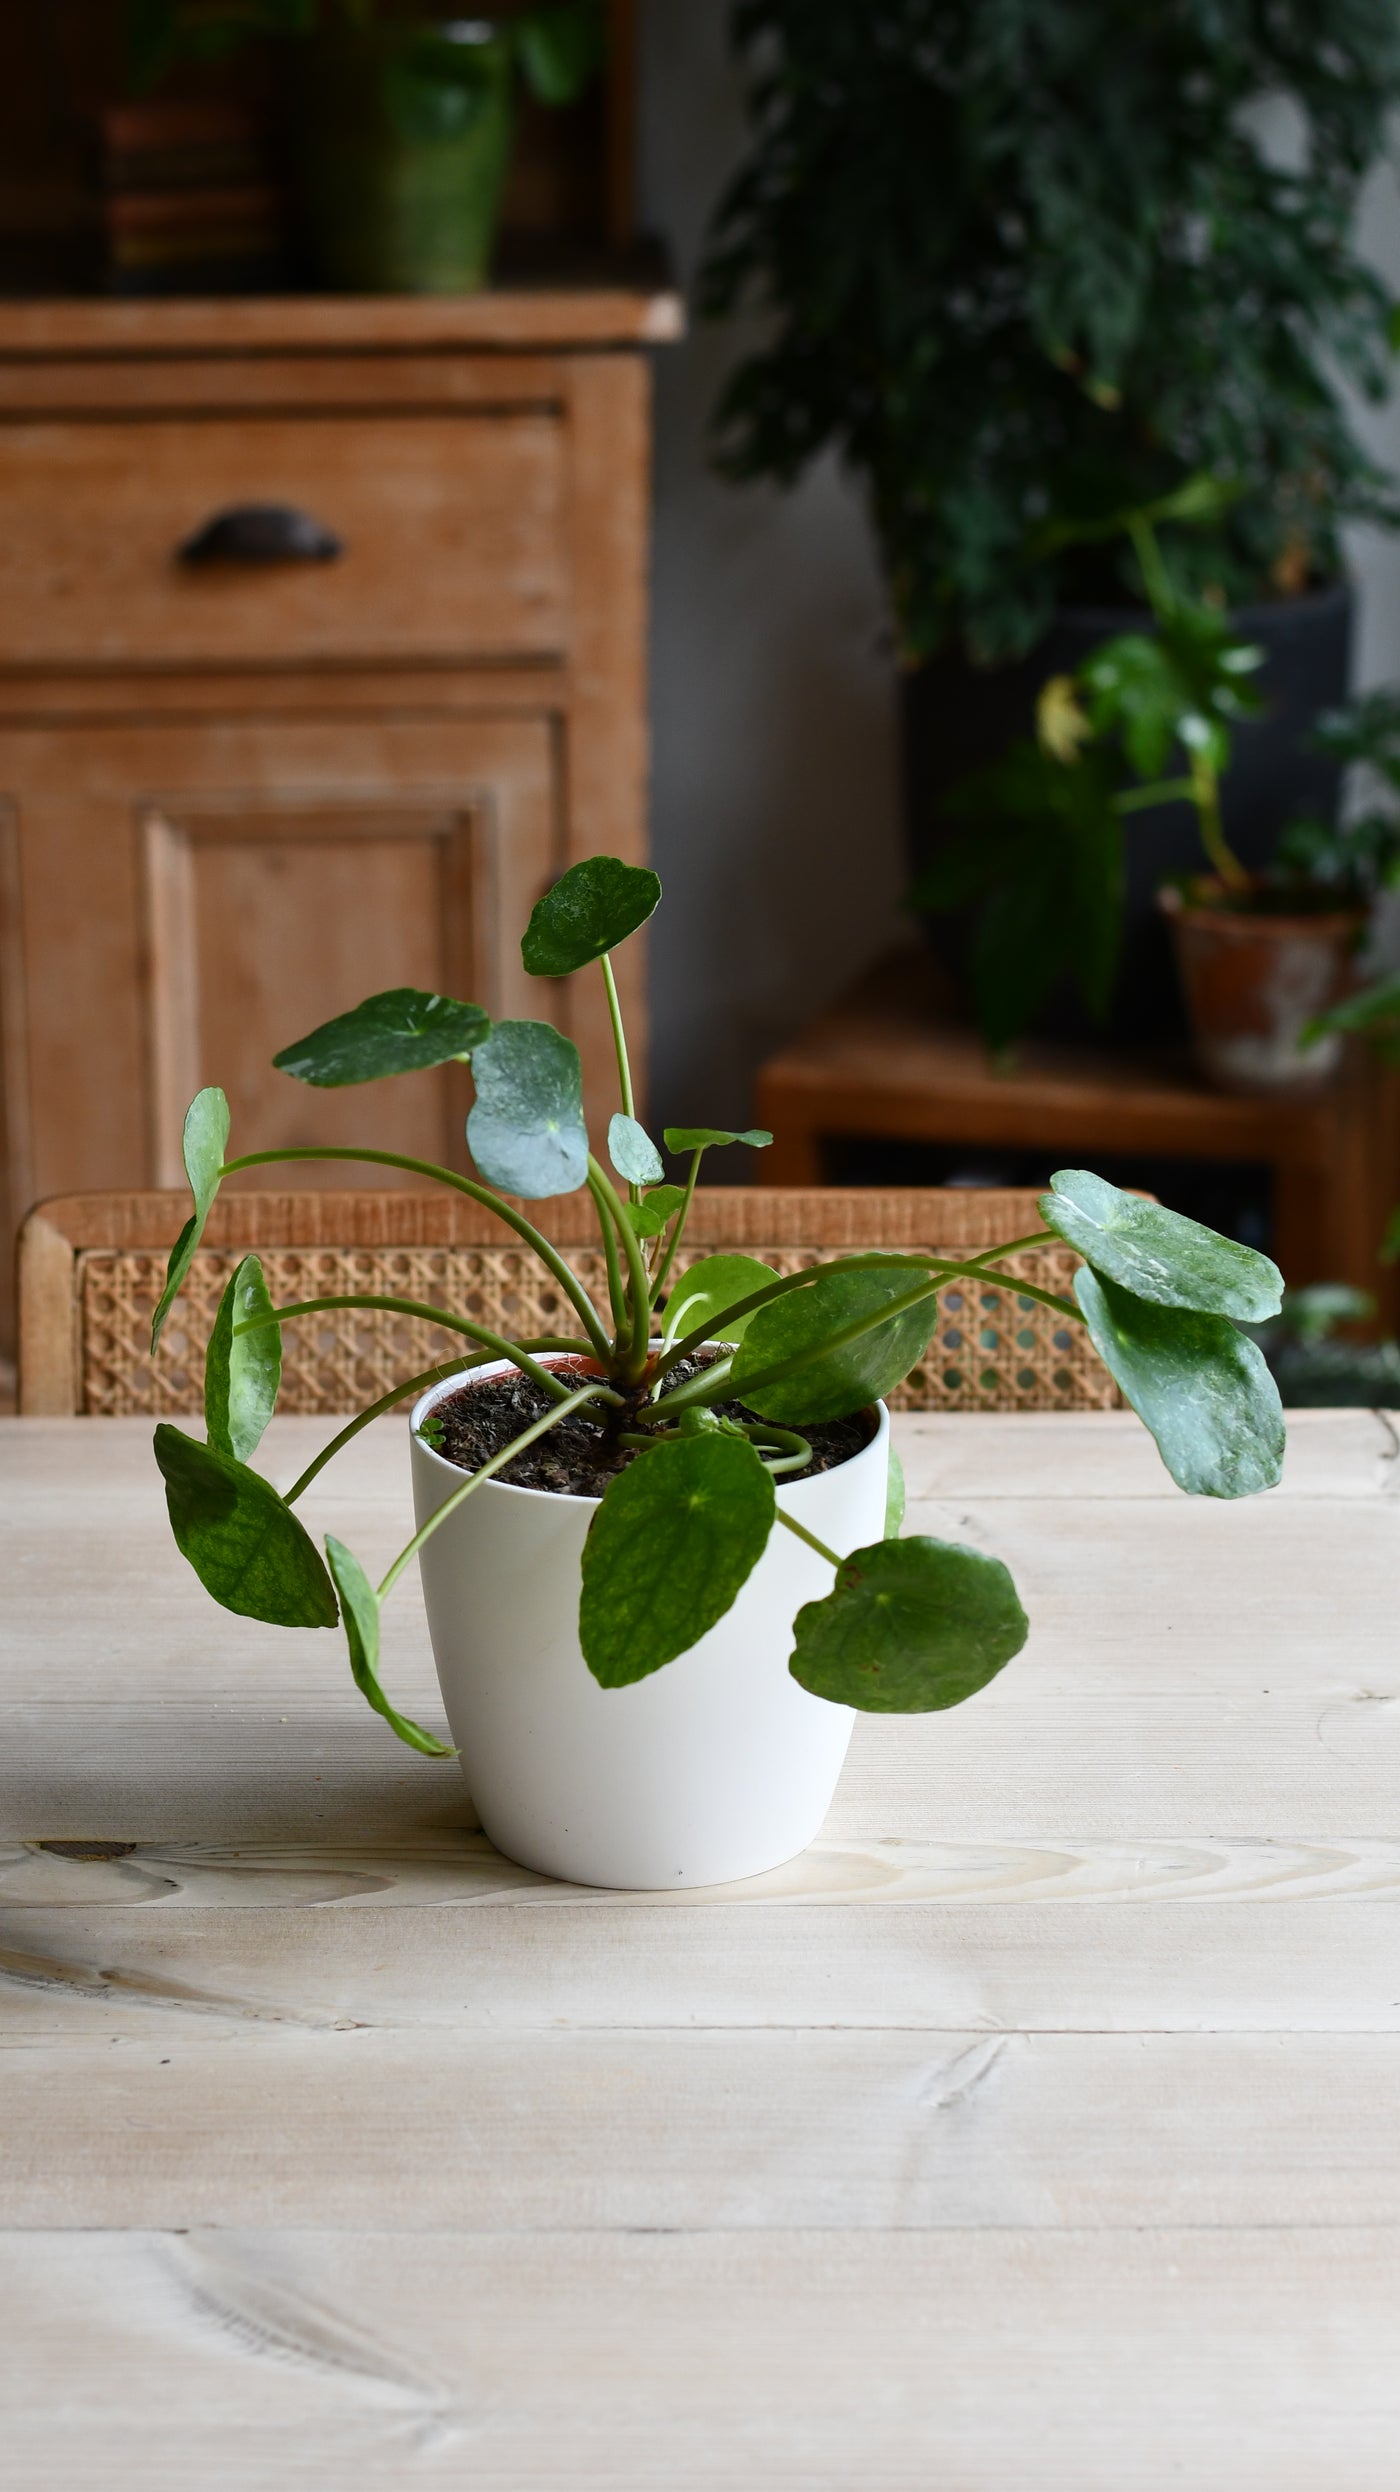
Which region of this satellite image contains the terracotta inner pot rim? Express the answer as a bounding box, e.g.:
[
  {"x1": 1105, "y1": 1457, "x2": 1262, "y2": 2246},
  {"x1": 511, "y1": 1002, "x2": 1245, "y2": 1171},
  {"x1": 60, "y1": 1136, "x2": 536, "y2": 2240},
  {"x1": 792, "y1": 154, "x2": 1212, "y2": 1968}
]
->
[{"x1": 1156, "y1": 882, "x2": 1365, "y2": 940}]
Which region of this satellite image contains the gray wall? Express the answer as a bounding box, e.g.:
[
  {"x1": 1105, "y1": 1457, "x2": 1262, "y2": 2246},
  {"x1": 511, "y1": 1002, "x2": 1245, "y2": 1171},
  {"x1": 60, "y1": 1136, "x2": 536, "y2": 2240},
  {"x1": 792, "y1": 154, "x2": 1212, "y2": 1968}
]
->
[
  {"x1": 638, "y1": 5, "x2": 901, "y2": 1138},
  {"x1": 638, "y1": 11, "x2": 1400, "y2": 1127}
]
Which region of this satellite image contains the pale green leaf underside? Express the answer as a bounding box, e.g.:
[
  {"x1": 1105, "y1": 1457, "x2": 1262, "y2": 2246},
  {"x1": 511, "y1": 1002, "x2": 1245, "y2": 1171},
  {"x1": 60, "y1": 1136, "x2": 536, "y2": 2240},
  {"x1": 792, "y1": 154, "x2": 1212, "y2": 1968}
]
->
[
  {"x1": 609, "y1": 1111, "x2": 665, "y2": 1186},
  {"x1": 204, "y1": 1253, "x2": 281, "y2": 1465},
  {"x1": 1075, "y1": 1267, "x2": 1285, "y2": 1498},
  {"x1": 1043, "y1": 1167, "x2": 1282, "y2": 1322},
  {"x1": 467, "y1": 1019, "x2": 589, "y2": 1198}
]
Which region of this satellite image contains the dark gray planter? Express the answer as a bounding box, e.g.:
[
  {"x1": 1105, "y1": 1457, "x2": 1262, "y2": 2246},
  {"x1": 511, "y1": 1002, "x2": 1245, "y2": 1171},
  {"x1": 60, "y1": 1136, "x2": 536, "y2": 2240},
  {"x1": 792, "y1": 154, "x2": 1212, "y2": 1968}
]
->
[{"x1": 901, "y1": 579, "x2": 1354, "y2": 1046}]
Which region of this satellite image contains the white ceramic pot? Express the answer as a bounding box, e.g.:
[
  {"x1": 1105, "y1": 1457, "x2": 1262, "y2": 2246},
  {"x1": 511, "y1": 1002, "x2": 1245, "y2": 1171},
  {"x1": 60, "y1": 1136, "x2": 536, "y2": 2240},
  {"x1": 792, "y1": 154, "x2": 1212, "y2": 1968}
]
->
[{"x1": 410, "y1": 1358, "x2": 889, "y2": 1890}]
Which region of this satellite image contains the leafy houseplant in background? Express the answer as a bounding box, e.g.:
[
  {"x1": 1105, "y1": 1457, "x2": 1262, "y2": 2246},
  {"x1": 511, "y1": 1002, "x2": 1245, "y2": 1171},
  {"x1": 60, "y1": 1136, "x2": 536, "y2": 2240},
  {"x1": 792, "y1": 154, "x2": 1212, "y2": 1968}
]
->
[
  {"x1": 152, "y1": 855, "x2": 1286, "y2": 1890},
  {"x1": 702, "y1": 1, "x2": 1400, "y2": 1042},
  {"x1": 127, "y1": 1, "x2": 601, "y2": 293},
  {"x1": 915, "y1": 495, "x2": 1386, "y2": 1091}
]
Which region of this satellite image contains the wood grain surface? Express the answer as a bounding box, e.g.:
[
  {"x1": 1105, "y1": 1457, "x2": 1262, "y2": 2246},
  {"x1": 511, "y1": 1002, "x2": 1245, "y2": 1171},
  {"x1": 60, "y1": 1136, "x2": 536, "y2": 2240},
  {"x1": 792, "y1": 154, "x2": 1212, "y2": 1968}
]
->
[{"x1": 3, "y1": 1408, "x2": 1398, "y2": 2486}]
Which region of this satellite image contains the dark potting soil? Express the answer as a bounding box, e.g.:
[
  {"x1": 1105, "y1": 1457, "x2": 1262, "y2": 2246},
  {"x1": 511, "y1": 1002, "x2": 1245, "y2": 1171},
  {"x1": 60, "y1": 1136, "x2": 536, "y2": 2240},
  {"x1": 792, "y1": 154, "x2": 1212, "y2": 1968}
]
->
[{"x1": 423, "y1": 1356, "x2": 876, "y2": 1497}]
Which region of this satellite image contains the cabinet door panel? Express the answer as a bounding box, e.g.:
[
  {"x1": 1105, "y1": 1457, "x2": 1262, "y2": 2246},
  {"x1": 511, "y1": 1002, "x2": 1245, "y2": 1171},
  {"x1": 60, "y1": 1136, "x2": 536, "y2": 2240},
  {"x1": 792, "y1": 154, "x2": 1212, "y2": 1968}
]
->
[{"x1": 3, "y1": 713, "x2": 558, "y2": 1249}]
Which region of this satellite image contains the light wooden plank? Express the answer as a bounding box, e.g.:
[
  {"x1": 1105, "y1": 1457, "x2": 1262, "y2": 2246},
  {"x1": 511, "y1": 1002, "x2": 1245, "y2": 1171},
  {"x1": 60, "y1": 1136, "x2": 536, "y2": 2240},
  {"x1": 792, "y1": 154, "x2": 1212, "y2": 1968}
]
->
[
  {"x1": 5, "y1": 1899, "x2": 1400, "y2": 2034},
  {"x1": 899, "y1": 1402, "x2": 1400, "y2": 1500},
  {"x1": 2, "y1": 2228, "x2": 1398, "y2": 2486},
  {"x1": 6, "y1": 2030, "x2": 1400, "y2": 2235},
  {"x1": 11, "y1": 1829, "x2": 1400, "y2": 1910},
  {"x1": 8, "y1": 1406, "x2": 1396, "y2": 1505}
]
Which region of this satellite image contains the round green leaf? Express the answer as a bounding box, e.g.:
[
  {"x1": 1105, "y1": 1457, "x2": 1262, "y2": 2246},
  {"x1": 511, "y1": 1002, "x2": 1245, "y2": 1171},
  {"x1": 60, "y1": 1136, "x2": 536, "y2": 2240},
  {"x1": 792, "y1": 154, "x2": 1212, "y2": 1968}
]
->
[
  {"x1": 663, "y1": 1126, "x2": 772, "y2": 1154},
  {"x1": 1042, "y1": 1168, "x2": 1283, "y2": 1322},
  {"x1": 325, "y1": 1537, "x2": 453, "y2": 1758},
  {"x1": 662, "y1": 1253, "x2": 781, "y2": 1348},
  {"x1": 205, "y1": 1254, "x2": 281, "y2": 1466},
  {"x1": 729, "y1": 1263, "x2": 937, "y2": 1425},
  {"x1": 580, "y1": 1433, "x2": 776, "y2": 1687},
  {"x1": 272, "y1": 989, "x2": 490, "y2": 1087},
  {"x1": 151, "y1": 1086, "x2": 230, "y2": 1350},
  {"x1": 790, "y1": 1536, "x2": 1028, "y2": 1714},
  {"x1": 1075, "y1": 1267, "x2": 1285, "y2": 1498},
  {"x1": 467, "y1": 1019, "x2": 589, "y2": 1198},
  {"x1": 521, "y1": 855, "x2": 661, "y2": 977},
  {"x1": 608, "y1": 1112, "x2": 664, "y2": 1186},
  {"x1": 154, "y1": 1424, "x2": 338, "y2": 1628}
]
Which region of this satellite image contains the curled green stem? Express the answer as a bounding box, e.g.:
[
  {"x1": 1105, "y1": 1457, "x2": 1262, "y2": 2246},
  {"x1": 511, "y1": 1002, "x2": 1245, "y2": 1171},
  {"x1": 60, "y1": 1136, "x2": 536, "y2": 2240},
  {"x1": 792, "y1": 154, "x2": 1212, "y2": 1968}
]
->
[
  {"x1": 650, "y1": 1147, "x2": 704, "y2": 1308},
  {"x1": 220, "y1": 1144, "x2": 610, "y2": 1358},
  {"x1": 281, "y1": 1338, "x2": 588, "y2": 1506},
  {"x1": 378, "y1": 1382, "x2": 606, "y2": 1601},
  {"x1": 235, "y1": 1293, "x2": 591, "y2": 1405}
]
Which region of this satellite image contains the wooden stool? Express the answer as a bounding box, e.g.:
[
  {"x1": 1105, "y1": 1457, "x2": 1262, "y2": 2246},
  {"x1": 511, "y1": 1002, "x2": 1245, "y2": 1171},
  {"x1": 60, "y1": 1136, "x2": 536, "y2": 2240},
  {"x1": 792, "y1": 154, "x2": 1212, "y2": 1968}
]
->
[{"x1": 756, "y1": 952, "x2": 1400, "y2": 1332}]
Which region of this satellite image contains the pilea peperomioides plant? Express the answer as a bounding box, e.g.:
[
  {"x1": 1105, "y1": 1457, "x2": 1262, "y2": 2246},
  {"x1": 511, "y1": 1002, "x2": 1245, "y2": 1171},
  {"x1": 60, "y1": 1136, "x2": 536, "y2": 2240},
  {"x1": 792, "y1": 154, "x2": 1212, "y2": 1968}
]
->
[{"x1": 153, "y1": 856, "x2": 1287, "y2": 1750}]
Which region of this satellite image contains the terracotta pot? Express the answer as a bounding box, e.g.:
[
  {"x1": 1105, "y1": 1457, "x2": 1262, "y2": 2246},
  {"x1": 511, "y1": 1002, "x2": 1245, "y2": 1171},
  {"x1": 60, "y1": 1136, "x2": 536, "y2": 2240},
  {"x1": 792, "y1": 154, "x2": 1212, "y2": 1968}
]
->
[
  {"x1": 1158, "y1": 877, "x2": 1364, "y2": 1096},
  {"x1": 904, "y1": 581, "x2": 1354, "y2": 1045}
]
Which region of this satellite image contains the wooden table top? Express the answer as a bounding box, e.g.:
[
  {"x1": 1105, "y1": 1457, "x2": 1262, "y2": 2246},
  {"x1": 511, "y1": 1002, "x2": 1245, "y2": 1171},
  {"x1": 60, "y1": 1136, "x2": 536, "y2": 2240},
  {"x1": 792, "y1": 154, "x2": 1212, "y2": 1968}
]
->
[{"x1": 4, "y1": 1410, "x2": 1399, "y2": 2486}]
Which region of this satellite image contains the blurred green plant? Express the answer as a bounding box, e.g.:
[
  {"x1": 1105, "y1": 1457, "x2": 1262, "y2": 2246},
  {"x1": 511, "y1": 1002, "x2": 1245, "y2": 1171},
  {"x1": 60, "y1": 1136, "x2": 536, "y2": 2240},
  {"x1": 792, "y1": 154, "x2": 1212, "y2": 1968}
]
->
[
  {"x1": 1279, "y1": 693, "x2": 1400, "y2": 907},
  {"x1": 911, "y1": 482, "x2": 1267, "y2": 1053},
  {"x1": 701, "y1": 0, "x2": 1400, "y2": 666}
]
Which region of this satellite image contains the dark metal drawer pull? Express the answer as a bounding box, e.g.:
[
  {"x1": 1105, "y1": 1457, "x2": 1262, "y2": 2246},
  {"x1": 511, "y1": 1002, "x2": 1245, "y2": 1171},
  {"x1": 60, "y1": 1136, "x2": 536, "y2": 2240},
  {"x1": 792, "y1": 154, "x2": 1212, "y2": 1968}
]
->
[{"x1": 177, "y1": 503, "x2": 345, "y2": 566}]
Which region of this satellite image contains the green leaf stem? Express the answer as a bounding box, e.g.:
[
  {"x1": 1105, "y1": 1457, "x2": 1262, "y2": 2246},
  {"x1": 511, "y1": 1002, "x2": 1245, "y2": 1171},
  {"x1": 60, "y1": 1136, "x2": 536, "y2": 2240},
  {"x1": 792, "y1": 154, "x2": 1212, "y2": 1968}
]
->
[
  {"x1": 884, "y1": 1443, "x2": 906, "y2": 1540},
  {"x1": 661, "y1": 1253, "x2": 781, "y2": 1349}
]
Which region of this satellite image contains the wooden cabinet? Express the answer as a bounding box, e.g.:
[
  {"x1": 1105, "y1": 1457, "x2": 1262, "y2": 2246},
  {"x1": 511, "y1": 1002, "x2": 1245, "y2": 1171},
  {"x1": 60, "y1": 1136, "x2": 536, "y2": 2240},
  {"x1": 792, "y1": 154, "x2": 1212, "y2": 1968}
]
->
[{"x1": 0, "y1": 287, "x2": 680, "y2": 1351}]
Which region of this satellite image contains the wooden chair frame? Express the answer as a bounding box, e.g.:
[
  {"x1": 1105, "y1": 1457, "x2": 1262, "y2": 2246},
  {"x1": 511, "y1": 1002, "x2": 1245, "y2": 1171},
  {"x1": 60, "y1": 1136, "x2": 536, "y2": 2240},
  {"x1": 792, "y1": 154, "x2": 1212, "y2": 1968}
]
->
[{"x1": 17, "y1": 1185, "x2": 1116, "y2": 1418}]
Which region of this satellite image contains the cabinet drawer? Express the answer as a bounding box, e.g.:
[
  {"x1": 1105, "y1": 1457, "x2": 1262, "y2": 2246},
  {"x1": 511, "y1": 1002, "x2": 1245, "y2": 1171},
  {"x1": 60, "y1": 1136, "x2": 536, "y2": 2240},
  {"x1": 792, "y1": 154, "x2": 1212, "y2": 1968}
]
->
[{"x1": 0, "y1": 411, "x2": 566, "y2": 670}]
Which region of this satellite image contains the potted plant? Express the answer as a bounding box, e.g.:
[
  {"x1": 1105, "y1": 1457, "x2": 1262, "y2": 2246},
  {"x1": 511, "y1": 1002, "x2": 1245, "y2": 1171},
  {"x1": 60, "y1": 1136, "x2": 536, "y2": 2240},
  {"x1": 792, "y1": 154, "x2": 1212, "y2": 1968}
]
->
[
  {"x1": 151, "y1": 856, "x2": 1286, "y2": 1889},
  {"x1": 127, "y1": 0, "x2": 601, "y2": 294},
  {"x1": 912, "y1": 494, "x2": 1395, "y2": 1091},
  {"x1": 701, "y1": 1, "x2": 1400, "y2": 1043}
]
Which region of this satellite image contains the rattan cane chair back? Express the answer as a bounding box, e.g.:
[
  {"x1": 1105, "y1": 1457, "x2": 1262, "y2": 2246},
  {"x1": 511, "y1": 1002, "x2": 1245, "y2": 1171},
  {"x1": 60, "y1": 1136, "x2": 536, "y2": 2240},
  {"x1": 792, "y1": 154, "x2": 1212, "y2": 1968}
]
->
[{"x1": 17, "y1": 1187, "x2": 1118, "y2": 1417}]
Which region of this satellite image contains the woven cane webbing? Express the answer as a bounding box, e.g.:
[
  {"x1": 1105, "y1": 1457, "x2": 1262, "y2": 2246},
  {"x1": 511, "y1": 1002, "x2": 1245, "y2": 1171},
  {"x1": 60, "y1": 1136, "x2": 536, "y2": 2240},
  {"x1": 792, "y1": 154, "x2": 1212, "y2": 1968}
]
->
[{"x1": 76, "y1": 1238, "x2": 1114, "y2": 1416}]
